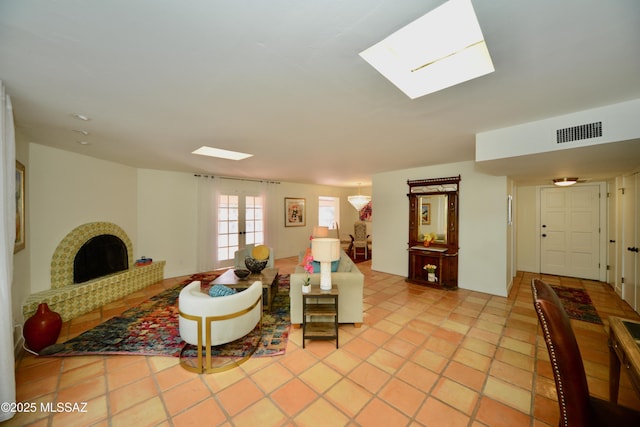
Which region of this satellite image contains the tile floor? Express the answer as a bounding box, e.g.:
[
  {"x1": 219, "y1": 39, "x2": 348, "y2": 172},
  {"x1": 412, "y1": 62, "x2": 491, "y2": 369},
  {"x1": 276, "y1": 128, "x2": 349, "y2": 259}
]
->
[{"x1": 5, "y1": 257, "x2": 640, "y2": 427}]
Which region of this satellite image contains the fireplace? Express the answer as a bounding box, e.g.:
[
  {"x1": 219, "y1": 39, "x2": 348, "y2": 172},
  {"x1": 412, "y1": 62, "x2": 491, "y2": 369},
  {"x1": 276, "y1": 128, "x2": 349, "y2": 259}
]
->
[
  {"x1": 73, "y1": 234, "x2": 128, "y2": 283},
  {"x1": 23, "y1": 221, "x2": 165, "y2": 321}
]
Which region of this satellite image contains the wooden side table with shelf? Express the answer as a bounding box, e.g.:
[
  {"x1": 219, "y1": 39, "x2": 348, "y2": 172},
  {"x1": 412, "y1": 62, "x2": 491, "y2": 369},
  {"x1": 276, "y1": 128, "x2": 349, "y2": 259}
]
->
[{"x1": 302, "y1": 287, "x2": 339, "y2": 348}]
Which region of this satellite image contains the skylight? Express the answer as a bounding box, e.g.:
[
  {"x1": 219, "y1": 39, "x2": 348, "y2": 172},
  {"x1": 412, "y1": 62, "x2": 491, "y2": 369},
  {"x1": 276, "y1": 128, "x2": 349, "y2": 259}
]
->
[
  {"x1": 192, "y1": 146, "x2": 253, "y2": 160},
  {"x1": 359, "y1": 0, "x2": 494, "y2": 99}
]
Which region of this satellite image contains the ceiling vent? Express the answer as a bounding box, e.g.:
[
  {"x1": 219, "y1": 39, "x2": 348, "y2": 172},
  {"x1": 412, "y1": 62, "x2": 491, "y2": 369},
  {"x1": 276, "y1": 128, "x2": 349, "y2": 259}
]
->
[{"x1": 556, "y1": 121, "x2": 602, "y2": 144}]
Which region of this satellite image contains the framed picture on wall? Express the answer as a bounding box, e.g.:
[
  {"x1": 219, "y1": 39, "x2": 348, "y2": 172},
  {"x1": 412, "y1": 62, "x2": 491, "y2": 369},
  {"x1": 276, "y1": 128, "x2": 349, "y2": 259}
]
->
[
  {"x1": 15, "y1": 160, "x2": 25, "y2": 253},
  {"x1": 285, "y1": 197, "x2": 305, "y2": 227},
  {"x1": 421, "y1": 203, "x2": 431, "y2": 225}
]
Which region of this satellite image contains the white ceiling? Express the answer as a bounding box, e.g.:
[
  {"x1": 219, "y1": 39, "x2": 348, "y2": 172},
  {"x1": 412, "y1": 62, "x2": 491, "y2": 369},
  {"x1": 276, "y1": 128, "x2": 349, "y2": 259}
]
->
[{"x1": 1, "y1": 0, "x2": 639, "y2": 187}]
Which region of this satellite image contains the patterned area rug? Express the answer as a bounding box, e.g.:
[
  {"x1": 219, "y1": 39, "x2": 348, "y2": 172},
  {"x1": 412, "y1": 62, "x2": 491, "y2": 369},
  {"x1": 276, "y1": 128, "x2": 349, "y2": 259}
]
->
[
  {"x1": 550, "y1": 285, "x2": 603, "y2": 324},
  {"x1": 42, "y1": 272, "x2": 291, "y2": 358}
]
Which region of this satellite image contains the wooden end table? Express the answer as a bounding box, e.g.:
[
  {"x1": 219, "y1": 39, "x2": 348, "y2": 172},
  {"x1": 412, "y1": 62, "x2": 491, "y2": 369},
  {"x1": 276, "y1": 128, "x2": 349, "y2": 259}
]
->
[
  {"x1": 210, "y1": 268, "x2": 279, "y2": 311},
  {"x1": 302, "y1": 286, "x2": 339, "y2": 348}
]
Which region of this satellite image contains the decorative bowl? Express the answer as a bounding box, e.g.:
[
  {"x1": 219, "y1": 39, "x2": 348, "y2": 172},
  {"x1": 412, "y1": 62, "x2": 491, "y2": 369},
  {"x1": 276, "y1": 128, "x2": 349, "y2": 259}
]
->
[
  {"x1": 234, "y1": 269, "x2": 251, "y2": 280},
  {"x1": 245, "y1": 257, "x2": 268, "y2": 274}
]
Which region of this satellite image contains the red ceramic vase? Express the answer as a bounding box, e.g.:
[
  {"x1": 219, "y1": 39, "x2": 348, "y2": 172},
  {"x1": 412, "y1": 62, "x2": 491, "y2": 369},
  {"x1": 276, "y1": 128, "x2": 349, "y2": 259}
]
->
[{"x1": 23, "y1": 303, "x2": 62, "y2": 353}]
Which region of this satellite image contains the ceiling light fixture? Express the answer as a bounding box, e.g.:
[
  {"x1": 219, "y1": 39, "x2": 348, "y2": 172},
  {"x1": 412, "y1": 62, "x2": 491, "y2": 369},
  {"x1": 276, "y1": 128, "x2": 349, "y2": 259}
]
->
[
  {"x1": 72, "y1": 114, "x2": 91, "y2": 121},
  {"x1": 553, "y1": 178, "x2": 578, "y2": 187},
  {"x1": 359, "y1": 0, "x2": 494, "y2": 99},
  {"x1": 192, "y1": 146, "x2": 253, "y2": 161},
  {"x1": 77, "y1": 141, "x2": 90, "y2": 146},
  {"x1": 73, "y1": 129, "x2": 90, "y2": 136},
  {"x1": 348, "y1": 184, "x2": 371, "y2": 211}
]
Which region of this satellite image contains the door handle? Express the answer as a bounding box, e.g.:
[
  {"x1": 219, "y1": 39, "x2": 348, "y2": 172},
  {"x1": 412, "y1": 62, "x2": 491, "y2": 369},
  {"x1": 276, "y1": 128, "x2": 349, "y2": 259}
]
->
[
  {"x1": 628, "y1": 247, "x2": 639, "y2": 253},
  {"x1": 542, "y1": 234, "x2": 547, "y2": 237},
  {"x1": 610, "y1": 240, "x2": 616, "y2": 243}
]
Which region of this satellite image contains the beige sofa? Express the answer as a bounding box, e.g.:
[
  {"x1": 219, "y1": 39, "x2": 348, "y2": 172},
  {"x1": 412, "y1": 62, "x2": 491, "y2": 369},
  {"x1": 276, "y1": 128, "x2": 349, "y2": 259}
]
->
[{"x1": 289, "y1": 250, "x2": 364, "y2": 327}]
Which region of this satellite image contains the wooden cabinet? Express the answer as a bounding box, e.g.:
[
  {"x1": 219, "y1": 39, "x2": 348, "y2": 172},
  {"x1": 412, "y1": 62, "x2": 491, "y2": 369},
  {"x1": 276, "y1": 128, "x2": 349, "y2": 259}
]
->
[{"x1": 407, "y1": 176, "x2": 460, "y2": 290}]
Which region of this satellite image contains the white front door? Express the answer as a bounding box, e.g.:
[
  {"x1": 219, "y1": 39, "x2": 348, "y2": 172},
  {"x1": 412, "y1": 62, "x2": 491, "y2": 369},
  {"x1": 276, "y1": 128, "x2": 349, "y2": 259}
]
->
[
  {"x1": 216, "y1": 194, "x2": 264, "y2": 269},
  {"x1": 540, "y1": 185, "x2": 601, "y2": 279}
]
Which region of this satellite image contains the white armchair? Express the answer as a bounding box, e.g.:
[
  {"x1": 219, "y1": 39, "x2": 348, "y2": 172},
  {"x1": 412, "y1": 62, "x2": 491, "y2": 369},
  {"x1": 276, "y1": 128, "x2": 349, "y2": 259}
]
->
[{"x1": 178, "y1": 280, "x2": 262, "y2": 373}]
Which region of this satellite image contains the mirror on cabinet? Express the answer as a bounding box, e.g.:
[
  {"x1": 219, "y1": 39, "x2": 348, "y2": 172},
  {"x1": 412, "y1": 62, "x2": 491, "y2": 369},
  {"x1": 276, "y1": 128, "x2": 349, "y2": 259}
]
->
[
  {"x1": 407, "y1": 175, "x2": 460, "y2": 289},
  {"x1": 418, "y1": 194, "x2": 448, "y2": 244}
]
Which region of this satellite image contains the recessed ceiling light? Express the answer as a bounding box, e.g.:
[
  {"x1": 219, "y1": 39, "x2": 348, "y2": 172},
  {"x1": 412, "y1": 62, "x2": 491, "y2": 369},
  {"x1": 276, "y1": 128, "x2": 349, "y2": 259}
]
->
[
  {"x1": 72, "y1": 114, "x2": 91, "y2": 121},
  {"x1": 73, "y1": 129, "x2": 90, "y2": 136},
  {"x1": 359, "y1": 0, "x2": 494, "y2": 99},
  {"x1": 192, "y1": 146, "x2": 253, "y2": 161},
  {"x1": 77, "y1": 141, "x2": 90, "y2": 146}
]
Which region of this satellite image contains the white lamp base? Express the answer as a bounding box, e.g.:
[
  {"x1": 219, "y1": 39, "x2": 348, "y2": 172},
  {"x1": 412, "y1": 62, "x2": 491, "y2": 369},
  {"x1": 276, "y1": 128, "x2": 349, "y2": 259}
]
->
[{"x1": 319, "y1": 261, "x2": 332, "y2": 291}]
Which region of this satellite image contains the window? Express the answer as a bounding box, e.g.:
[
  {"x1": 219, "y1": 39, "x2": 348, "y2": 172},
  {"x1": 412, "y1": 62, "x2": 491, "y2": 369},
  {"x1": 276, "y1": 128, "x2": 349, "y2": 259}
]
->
[{"x1": 318, "y1": 196, "x2": 340, "y2": 229}]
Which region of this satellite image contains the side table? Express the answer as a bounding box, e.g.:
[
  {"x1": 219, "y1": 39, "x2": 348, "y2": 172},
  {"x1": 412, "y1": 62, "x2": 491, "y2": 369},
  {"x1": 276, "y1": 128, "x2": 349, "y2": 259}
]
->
[{"x1": 302, "y1": 286, "x2": 339, "y2": 349}]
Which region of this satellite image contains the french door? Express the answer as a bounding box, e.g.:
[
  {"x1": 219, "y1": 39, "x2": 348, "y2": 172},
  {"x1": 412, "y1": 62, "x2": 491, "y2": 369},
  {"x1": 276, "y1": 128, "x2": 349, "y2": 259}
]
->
[{"x1": 217, "y1": 194, "x2": 264, "y2": 268}]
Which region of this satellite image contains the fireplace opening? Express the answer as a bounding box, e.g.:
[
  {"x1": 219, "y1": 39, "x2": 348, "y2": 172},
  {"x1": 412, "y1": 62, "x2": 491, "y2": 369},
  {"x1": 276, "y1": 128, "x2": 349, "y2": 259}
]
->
[{"x1": 73, "y1": 234, "x2": 128, "y2": 283}]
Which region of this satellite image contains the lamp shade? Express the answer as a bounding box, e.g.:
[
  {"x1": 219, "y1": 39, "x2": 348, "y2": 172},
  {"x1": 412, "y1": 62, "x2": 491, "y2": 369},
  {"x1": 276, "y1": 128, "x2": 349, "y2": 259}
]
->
[
  {"x1": 313, "y1": 226, "x2": 329, "y2": 238},
  {"x1": 312, "y1": 238, "x2": 340, "y2": 261}
]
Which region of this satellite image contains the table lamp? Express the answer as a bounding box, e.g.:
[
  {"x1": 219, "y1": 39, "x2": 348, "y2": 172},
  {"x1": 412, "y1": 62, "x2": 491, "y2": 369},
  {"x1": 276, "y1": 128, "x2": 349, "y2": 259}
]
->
[{"x1": 311, "y1": 238, "x2": 340, "y2": 291}]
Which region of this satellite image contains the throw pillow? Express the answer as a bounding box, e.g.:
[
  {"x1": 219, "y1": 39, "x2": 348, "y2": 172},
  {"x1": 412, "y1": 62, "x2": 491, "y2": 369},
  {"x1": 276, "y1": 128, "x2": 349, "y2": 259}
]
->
[
  {"x1": 209, "y1": 284, "x2": 237, "y2": 297},
  {"x1": 312, "y1": 260, "x2": 340, "y2": 273},
  {"x1": 252, "y1": 245, "x2": 270, "y2": 261}
]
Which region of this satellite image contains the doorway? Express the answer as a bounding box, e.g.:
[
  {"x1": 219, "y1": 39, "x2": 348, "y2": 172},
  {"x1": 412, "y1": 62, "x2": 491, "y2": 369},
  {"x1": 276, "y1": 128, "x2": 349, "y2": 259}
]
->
[
  {"x1": 540, "y1": 185, "x2": 601, "y2": 280},
  {"x1": 216, "y1": 194, "x2": 265, "y2": 269}
]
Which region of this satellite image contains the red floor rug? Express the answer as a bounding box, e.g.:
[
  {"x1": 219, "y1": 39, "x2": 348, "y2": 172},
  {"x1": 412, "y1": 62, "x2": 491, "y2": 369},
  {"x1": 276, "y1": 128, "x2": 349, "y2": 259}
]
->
[
  {"x1": 41, "y1": 272, "x2": 290, "y2": 358},
  {"x1": 550, "y1": 285, "x2": 603, "y2": 324}
]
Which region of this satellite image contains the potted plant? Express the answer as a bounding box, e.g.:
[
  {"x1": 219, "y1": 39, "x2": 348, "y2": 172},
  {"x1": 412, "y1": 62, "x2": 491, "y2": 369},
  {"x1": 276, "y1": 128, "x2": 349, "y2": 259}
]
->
[
  {"x1": 302, "y1": 253, "x2": 314, "y2": 293},
  {"x1": 424, "y1": 264, "x2": 437, "y2": 282}
]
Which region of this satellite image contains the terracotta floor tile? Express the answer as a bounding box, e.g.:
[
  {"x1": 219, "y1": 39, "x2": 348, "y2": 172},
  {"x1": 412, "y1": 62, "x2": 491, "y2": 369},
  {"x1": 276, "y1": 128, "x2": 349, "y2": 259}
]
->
[
  {"x1": 355, "y1": 397, "x2": 410, "y2": 427},
  {"x1": 13, "y1": 260, "x2": 640, "y2": 426},
  {"x1": 349, "y1": 362, "x2": 391, "y2": 393},
  {"x1": 233, "y1": 398, "x2": 287, "y2": 427},
  {"x1": 483, "y1": 377, "x2": 531, "y2": 414},
  {"x1": 415, "y1": 397, "x2": 470, "y2": 427},
  {"x1": 169, "y1": 392, "x2": 227, "y2": 427},
  {"x1": 475, "y1": 396, "x2": 532, "y2": 427},
  {"x1": 294, "y1": 398, "x2": 349, "y2": 427},
  {"x1": 325, "y1": 378, "x2": 373, "y2": 417},
  {"x1": 271, "y1": 378, "x2": 318, "y2": 416},
  {"x1": 250, "y1": 362, "x2": 294, "y2": 393},
  {"x1": 431, "y1": 377, "x2": 479, "y2": 415},
  {"x1": 216, "y1": 378, "x2": 263, "y2": 416},
  {"x1": 378, "y1": 377, "x2": 426, "y2": 417},
  {"x1": 162, "y1": 377, "x2": 211, "y2": 416},
  {"x1": 443, "y1": 361, "x2": 487, "y2": 391},
  {"x1": 109, "y1": 396, "x2": 167, "y2": 427},
  {"x1": 298, "y1": 361, "x2": 342, "y2": 393}
]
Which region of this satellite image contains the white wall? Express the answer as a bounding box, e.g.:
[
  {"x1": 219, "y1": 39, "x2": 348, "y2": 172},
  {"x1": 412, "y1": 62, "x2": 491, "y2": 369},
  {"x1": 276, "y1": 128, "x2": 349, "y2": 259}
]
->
[
  {"x1": 516, "y1": 186, "x2": 538, "y2": 273},
  {"x1": 137, "y1": 169, "x2": 198, "y2": 278},
  {"x1": 372, "y1": 160, "x2": 510, "y2": 297},
  {"x1": 28, "y1": 144, "x2": 138, "y2": 293}
]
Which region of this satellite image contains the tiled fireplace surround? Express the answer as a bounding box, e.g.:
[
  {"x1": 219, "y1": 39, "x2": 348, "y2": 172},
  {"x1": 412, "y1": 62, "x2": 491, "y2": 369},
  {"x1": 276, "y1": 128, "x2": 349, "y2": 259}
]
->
[{"x1": 22, "y1": 222, "x2": 165, "y2": 322}]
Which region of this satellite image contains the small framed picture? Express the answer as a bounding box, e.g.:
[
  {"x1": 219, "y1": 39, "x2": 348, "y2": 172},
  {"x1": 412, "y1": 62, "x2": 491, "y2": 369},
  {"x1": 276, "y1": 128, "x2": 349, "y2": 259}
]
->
[
  {"x1": 15, "y1": 160, "x2": 26, "y2": 253},
  {"x1": 421, "y1": 203, "x2": 431, "y2": 225},
  {"x1": 285, "y1": 198, "x2": 305, "y2": 227}
]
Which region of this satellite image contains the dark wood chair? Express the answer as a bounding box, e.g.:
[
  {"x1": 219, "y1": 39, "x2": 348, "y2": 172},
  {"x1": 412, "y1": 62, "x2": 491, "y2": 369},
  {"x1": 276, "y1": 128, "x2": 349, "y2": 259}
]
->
[{"x1": 531, "y1": 279, "x2": 640, "y2": 426}]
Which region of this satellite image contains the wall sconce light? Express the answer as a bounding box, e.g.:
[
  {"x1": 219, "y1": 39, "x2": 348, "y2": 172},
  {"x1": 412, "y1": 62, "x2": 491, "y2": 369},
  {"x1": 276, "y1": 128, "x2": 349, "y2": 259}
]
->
[{"x1": 553, "y1": 178, "x2": 578, "y2": 187}]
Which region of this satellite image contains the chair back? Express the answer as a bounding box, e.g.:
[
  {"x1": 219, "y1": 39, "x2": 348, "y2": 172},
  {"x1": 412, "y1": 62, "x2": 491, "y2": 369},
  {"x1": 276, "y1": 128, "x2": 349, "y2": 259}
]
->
[
  {"x1": 353, "y1": 222, "x2": 367, "y2": 242},
  {"x1": 531, "y1": 279, "x2": 591, "y2": 426}
]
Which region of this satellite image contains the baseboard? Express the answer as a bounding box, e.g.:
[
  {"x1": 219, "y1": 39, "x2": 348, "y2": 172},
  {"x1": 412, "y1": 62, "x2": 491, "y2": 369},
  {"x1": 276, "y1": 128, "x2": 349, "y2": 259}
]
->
[{"x1": 14, "y1": 330, "x2": 24, "y2": 360}]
